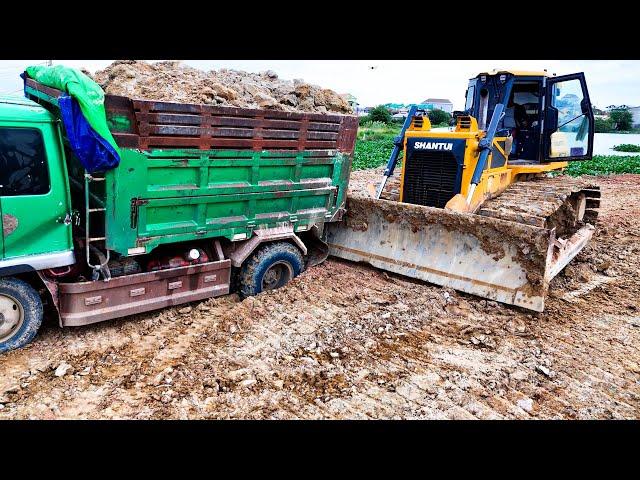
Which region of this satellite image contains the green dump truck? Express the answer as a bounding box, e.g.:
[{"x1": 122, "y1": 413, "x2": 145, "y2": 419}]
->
[{"x1": 0, "y1": 74, "x2": 357, "y2": 352}]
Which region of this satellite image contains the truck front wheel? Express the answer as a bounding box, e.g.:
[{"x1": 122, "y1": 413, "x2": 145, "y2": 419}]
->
[
  {"x1": 239, "y1": 242, "x2": 304, "y2": 297},
  {"x1": 0, "y1": 277, "x2": 44, "y2": 354}
]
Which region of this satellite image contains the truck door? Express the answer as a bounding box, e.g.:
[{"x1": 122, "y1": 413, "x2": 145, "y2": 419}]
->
[
  {"x1": 0, "y1": 123, "x2": 73, "y2": 261},
  {"x1": 543, "y1": 73, "x2": 594, "y2": 161}
]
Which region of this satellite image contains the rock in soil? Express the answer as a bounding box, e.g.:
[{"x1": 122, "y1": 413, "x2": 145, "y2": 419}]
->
[{"x1": 54, "y1": 362, "x2": 73, "y2": 377}]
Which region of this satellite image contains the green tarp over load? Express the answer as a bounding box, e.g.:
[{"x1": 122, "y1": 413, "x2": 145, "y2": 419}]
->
[{"x1": 24, "y1": 65, "x2": 120, "y2": 172}]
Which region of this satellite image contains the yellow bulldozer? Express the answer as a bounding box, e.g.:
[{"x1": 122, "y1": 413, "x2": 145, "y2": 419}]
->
[{"x1": 327, "y1": 69, "x2": 601, "y2": 312}]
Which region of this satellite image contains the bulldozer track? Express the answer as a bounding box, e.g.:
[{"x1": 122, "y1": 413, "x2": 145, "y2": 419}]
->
[
  {"x1": 478, "y1": 176, "x2": 600, "y2": 236},
  {"x1": 380, "y1": 173, "x2": 601, "y2": 237}
]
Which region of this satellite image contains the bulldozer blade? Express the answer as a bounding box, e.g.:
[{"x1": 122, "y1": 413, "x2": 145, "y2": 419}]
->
[
  {"x1": 325, "y1": 196, "x2": 594, "y2": 312},
  {"x1": 444, "y1": 193, "x2": 472, "y2": 213}
]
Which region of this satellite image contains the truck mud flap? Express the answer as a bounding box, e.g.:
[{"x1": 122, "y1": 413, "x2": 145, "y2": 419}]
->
[{"x1": 326, "y1": 197, "x2": 594, "y2": 312}]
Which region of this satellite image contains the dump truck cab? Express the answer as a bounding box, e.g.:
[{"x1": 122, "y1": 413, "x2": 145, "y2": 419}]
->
[{"x1": 0, "y1": 95, "x2": 75, "y2": 274}]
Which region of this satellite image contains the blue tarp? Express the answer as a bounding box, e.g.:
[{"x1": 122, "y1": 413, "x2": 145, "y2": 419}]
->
[
  {"x1": 57, "y1": 94, "x2": 121, "y2": 173},
  {"x1": 22, "y1": 66, "x2": 121, "y2": 173}
]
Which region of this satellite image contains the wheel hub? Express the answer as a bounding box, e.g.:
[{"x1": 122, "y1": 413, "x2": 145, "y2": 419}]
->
[
  {"x1": 261, "y1": 261, "x2": 293, "y2": 291},
  {"x1": 0, "y1": 294, "x2": 24, "y2": 342}
]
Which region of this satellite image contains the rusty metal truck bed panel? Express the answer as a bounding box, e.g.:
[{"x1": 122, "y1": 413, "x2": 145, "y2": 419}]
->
[{"x1": 57, "y1": 259, "x2": 231, "y2": 326}]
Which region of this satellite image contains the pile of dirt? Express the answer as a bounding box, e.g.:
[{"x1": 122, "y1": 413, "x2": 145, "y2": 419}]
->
[{"x1": 90, "y1": 60, "x2": 352, "y2": 114}]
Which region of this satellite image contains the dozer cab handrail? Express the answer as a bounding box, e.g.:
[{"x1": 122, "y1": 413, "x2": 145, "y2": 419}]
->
[
  {"x1": 375, "y1": 105, "x2": 419, "y2": 199},
  {"x1": 466, "y1": 102, "x2": 505, "y2": 203}
]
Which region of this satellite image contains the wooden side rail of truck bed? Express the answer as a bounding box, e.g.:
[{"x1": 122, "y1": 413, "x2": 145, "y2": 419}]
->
[{"x1": 24, "y1": 77, "x2": 359, "y2": 154}]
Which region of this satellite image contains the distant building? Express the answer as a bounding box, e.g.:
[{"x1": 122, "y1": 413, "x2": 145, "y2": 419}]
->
[
  {"x1": 630, "y1": 106, "x2": 640, "y2": 128},
  {"x1": 421, "y1": 98, "x2": 454, "y2": 113},
  {"x1": 383, "y1": 103, "x2": 405, "y2": 114},
  {"x1": 356, "y1": 106, "x2": 372, "y2": 117}
]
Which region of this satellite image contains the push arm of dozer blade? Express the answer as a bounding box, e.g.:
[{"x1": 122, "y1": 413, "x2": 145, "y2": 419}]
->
[
  {"x1": 466, "y1": 103, "x2": 505, "y2": 204},
  {"x1": 375, "y1": 105, "x2": 420, "y2": 199}
]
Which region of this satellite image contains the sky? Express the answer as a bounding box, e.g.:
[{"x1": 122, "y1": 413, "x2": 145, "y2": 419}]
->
[{"x1": 0, "y1": 60, "x2": 637, "y2": 110}]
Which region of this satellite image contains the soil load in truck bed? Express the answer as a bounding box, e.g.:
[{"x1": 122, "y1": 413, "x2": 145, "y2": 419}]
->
[{"x1": 90, "y1": 60, "x2": 353, "y2": 114}]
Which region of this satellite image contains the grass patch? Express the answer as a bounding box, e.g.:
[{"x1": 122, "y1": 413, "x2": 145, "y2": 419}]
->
[
  {"x1": 565, "y1": 155, "x2": 640, "y2": 176},
  {"x1": 353, "y1": 123, "x2": 401, "y2": 170},
  {"x1": 612, "y1": 143, "x2": 640, "y2": 152}
]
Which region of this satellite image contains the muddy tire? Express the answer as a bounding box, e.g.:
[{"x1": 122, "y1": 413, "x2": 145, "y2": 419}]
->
[
  {"x1": 238, "y1": 242, "x2": 304, "y2": 297},
  {"x1": 0, "y1": 277, "x2": 43, "y2": 354}
]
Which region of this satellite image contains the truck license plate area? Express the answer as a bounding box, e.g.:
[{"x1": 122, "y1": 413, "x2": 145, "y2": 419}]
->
[{"x1": 84, "y1": 295, "x2": 103, "y2": 306}]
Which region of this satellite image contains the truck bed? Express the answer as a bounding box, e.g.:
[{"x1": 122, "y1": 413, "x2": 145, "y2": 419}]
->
[{"x1": 24, "y1": 77, "x2": 357, "y2": 257}]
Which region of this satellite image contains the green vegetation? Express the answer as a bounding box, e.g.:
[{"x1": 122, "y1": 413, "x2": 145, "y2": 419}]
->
[
  {"x1": 367, "y1": 105, "x2": 393, "y2": 124},
  {"x1": 609, "y1": 108, "x2": 634, "y2": 131},
  {"x1": 427, "y1": 109, "x2": 452, "y2": 126},
  {"x1": 595, "y1": 117, "x2": 615, "y2": 133},
  {"x1": 353, "y1": 122, "x2": 640, "y2": 176},
  {"x1": 612, "y1": 143, "x2": 640, "y2": 152},
  {"x1": 353, "y1": 122, "x2": 401, "y2": 170},
  {"x1": 565, "y1": 155, "x2": 640, "y2": 176}
]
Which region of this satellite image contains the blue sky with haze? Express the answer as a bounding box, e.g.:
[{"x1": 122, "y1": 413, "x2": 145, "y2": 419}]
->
[{"x1": 0, "y1": 60, "x2": 637, "y2": 110}]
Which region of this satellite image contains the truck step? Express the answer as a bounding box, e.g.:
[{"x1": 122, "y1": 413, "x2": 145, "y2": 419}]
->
[{"x1": 85, "y1": 175, "x2": 106, "y2": 182}]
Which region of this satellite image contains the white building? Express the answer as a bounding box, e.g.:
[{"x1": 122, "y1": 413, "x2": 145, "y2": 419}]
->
[
  {"x1": 421, "y1": 98, "x2": 454, "y2": 113},
  {"x1": 629, "y1": 106, "x2": 640, "y2": 128}
]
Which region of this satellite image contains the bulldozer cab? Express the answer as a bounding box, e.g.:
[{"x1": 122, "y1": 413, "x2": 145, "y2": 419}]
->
[{"x1": 463, "y1": 71, "x2": 594, "y2": 164}]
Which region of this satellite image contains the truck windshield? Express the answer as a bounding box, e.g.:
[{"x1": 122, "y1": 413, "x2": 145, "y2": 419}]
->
[{"x1": 0, "y1": 127, "x2": 50, "y2": 197}]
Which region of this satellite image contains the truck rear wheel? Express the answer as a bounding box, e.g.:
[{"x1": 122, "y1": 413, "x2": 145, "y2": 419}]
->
[
  {"x1": 0, "y1": 278, "x2": 43, "y2": 354},
  {"x1": 239, "y1": 242, "x2": 304, "y2": 297}
]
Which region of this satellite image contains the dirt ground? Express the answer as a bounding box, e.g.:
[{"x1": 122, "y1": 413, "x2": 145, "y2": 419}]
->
[{"x1": 1, "y1": 174, "x2": 638, "y2": 419}]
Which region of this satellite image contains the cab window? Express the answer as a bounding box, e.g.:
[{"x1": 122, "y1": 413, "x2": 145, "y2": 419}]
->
[
  {"x1": 465, "y1": 85, "x2": 475, "y2": 110},
  {"x1": 549, "y1": 79, "x2": 590, "y2": 158},
  {"x1": 0, "y1": 127, "x2": 50, "y2": 196}
]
